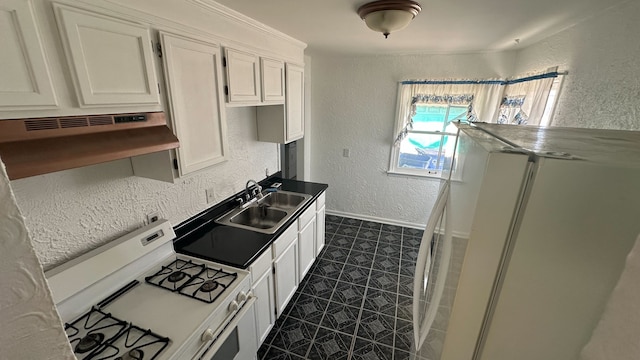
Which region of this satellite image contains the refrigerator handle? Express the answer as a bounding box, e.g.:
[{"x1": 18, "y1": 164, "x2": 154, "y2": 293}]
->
[{"x1": 413, "y1": 180, "x2": 451, "y2": 348}]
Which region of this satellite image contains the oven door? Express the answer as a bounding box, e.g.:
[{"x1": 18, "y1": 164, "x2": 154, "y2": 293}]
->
[{"x1": 200, "y1": 297, "x2": 258, "y2": 360}]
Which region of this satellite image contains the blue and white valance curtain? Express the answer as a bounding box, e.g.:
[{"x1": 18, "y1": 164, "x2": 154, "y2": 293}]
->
[
  {"x1": 500, "y1": 67, "x2": 558, "y2": 126},
  {"x1": 394, "y1": 81, "x2": 503, "y2": 144}
]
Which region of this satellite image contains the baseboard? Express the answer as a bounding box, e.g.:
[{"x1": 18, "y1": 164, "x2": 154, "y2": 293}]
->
[{"x1": 325, "y1": 209, "x2": 425, "y2": 230}]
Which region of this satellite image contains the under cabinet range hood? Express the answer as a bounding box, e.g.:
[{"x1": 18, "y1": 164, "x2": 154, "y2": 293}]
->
[{"x1": 0, "y1": 112, "x2": 179, "y2": 180}]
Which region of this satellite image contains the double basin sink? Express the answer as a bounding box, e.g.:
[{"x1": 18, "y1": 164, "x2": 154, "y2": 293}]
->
[{"x1": 216, "y1": 190, "x2": 312, "y2": 234}]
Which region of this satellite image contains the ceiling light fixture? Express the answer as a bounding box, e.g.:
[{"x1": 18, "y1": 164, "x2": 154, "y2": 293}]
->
[{"x1": 357, "y1": 0, "x2": 422, "y2": 39}]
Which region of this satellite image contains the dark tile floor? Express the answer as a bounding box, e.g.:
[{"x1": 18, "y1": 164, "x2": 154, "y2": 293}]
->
[{"x1": 257, "y1": 215, "x2": 425, "y2": 360}]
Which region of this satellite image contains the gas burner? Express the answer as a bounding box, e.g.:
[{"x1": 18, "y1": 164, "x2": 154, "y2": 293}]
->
[
  {"x1": 167, "y1": 271, "x2": 186, "y2": 283},
  {"x1": 116, "y1": 348, "x2": 143, "y2": 360},
  {"x1": 179, "y1": 267, "x2": 238, "y2": 303},
  {"x1": 75, "y1": 332, "x2": 105, "y2": 353},
  {"x1": 200, "y1": 280, "x2": 218, "y2": 292}
]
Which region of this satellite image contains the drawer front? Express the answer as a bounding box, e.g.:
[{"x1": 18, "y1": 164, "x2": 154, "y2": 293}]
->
[
  {"x1": 250, "y1": 246, "x2": 273, "y2": 282},
  {"x1": 316, "y1": 192, "x2": 326, "y2": 210},
  {"x1": 272, "y1": 224, "x2": 297, "y2": 259},
  {"x1": 298, "y1": 204, "x2": 316, "y2": 230}
]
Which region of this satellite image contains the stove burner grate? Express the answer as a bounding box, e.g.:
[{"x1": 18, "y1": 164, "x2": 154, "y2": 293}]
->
[
  {"x1": 65, "y1": 307, "x2": 128, "y2": 359},
  {"x1": 145, "y1": 258, "x2": 238, "y2": 303},
  {"x1": 65, "y1": 307, "x2": 170, "y2": 360}
]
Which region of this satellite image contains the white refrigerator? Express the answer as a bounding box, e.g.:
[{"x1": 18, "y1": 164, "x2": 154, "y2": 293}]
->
[{"x1": 412, "y1": 123, "x2": 640, "y2": 360}]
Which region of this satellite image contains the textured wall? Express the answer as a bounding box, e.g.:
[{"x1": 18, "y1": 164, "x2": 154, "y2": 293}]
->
[
  {"x1": 11, "y1": 107, "x2": 279, "y2": 270},
  {"x1": 0, "y1": 162, "x2": 74, "y2": 359},
  {"x1": 309, "y1": 52, "x2": 516, "y2": 226},
  {"x1": 514, "y1": 0, "x2": 640, "y2": 130}
]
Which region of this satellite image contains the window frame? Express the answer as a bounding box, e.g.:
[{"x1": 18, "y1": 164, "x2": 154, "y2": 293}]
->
[{"x1": 388, "y1": 103, "x2": 464, "y2": 178}]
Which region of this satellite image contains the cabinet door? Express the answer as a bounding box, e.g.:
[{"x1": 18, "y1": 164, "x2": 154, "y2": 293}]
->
[
  {"x1": 252, "y1": 269, "x2": 276, "y2": 345},
  {"x1": 54, "y1": 5, "x2": 159, "y2": 106},
  {"x1": 160, "y1": 32, "x2": 228, "y2": 175},
  {"x1": 260, "y1": 58, "x2": 285, "y2": 103},
  {"x1": 285, "y1": 63, "x2": 304, "y2": 142},
  {"x1": 225, "y1": 48, "x2": 260, "y2": 103},
  {"x1": 0, "y1": 0, "x2": 56, "y2": 109},
  {"x1": 274, "y1": 238, "x2": 298, "y2": 316},
  {"x1": 298, "y1": 216, "x2": 316, "y2": 280},
  {"x1": 316, "y1": 205, "x2": 326, "y2": 256}
]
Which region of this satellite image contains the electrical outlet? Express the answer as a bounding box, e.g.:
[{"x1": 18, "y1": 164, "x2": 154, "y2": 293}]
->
[
  {"x1": 146, "y1": 212, "x2": 160, "y2": 225},
  {"x1": 206, "y1": 187, "x2": 216, "y2": 204},
  {"x1": 343, "y1": 148, "x2": 351, "y2": 157}
]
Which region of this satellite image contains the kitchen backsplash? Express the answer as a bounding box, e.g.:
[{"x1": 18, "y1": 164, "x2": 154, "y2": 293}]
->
[{"x1": 11, "y1": 107, "x2": 279, "y2": 270}]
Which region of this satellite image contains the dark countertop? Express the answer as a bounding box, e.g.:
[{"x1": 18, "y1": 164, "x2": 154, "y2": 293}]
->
[{"x1": 173, "y1": 176, "x2": 328, "y2": 269}]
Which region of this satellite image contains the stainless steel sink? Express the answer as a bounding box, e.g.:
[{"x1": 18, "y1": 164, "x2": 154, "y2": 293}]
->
[
  {"x1": 229, "y1": 206, "x2": 287, "y2": 229},
  {"x1": 260, "y1": 191, "x2": 307, "y2": 210},
  {"x1": 216, "y1": 190, "x2": 312, "y2": 234}
]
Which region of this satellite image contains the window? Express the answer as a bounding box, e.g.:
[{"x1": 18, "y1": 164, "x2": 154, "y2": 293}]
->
[
  {"x1": 389, "y1": 71, "x2": 564, "y2": 178},
  {"x1": 389, "y1": 104, "x2": 467, "y2": 177}
]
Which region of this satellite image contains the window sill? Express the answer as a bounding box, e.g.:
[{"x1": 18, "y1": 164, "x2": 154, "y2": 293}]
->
[{"x1": 386, "y1": 170, "x2": 443, "y2": 180}]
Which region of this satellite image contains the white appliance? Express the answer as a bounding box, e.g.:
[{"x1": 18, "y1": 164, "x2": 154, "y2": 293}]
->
[
  {"x1": 45, "y1": 220, "x2": 258, "y2": 360},
  {"x1": 413, "y1": 123, "x2": 640, "y2": 360}
]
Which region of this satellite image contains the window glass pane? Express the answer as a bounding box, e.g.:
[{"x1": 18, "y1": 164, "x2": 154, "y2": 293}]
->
[
  {"x1": 398, "y1": 133, "x2": 445, "y2": 170},
  {"x1": 436, "y1": 134, "x2": 457, "y2": 173},
  {"x1": 412, "y1": 105, "x2": 447, "y2": 132},
  {"x1": 445, "y1": 106, "x2": 467, "y2": 133}
]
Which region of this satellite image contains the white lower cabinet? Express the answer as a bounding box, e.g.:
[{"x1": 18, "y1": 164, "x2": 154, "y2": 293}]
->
[
  {"x1": 272, "y1": 225, "x2": 299, "y2": 316},
  {"x1": 250, "y1": 192, "x2": 327, "y2": 347},
  {"x1": 250, "y1": 249, "x2": 276, "y2": 345},
  {"x1": 316, "y1": 204, "x2": 326, "y2": 255},
  {"x1": 298, "y1": 205, "x2": 317, "y2": 281}
]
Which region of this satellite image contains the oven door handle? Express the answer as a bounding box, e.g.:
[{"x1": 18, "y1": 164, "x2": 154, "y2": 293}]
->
[{"x1": 196, "y1": 295, "x2": 257, "y2": 359}]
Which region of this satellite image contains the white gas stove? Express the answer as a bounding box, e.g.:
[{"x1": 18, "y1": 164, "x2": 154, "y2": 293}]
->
[{"x1": 45, "y1": 220, "x2": 257, "y2": 360}]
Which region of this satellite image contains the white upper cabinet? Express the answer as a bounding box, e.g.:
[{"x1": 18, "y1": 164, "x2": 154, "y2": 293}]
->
[
  {"x1": 224, "y1": 47, "x2": 260, "y2": 104},
  {"x1": 256, "y1": 63, "x2": 304, "y2": 144},
  {"x1": 53, "y1": 4, "x2": 160, "y2": 107},
  {"x1": 0, "y1": 0, "x2": 57, "y2": 110},
  {"x1": 260, "y1": 58, "x2": 285, "y2": 103},
  {"x1": 131, "y1": 31, "x2": 228, "y2": 182},
  {"x1": 285, "y1": 63, "x2": 304, "y2": 142},
  {"x1": 160, "y1": 32, "x2": 228, "y2": 175}
]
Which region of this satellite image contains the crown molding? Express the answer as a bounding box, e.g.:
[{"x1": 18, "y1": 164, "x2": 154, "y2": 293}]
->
[{"x1": 187, "y1": 0, "x2": 307, "y2": 50}]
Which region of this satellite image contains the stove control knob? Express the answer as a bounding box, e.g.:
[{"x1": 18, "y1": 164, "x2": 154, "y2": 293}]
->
[
  {"x1": 236, "y1": 291, "x2": 247, "y2": 303},
  {"x1": 228, "y1": 300, "x2": 239, "y2": 312},
  {"x1": 201, "y1": 328, "x2": 215, "y2": 342}
]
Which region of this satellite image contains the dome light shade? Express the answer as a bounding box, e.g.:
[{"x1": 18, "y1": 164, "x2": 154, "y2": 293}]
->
[{"x1": 357, "y1": 0, "x2": 421, "y2": 38}]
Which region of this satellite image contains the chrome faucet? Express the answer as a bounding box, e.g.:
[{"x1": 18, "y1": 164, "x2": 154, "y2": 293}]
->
[{"x1": 245, "y1": 179, "x2": 263, "y2": 200}]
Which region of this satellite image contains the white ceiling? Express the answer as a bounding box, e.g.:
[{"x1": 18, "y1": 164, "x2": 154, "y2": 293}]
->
[{"x1": 213, "y1": 0, "x2": 627, "y2": 55}]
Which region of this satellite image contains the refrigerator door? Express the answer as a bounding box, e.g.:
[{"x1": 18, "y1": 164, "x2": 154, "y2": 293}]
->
[
  {"x1": 413, "y1": 180, "x2": 452, "y2": 351},
  {"x1": 477, "y1": 157, "x2": 640, "y2": 360},
  {"x1": 425, "y1": 124, "x2": 533, "y2": 360},
  {"x1": 411, "y1": 124, "x2": 532, "y2": 360}
]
